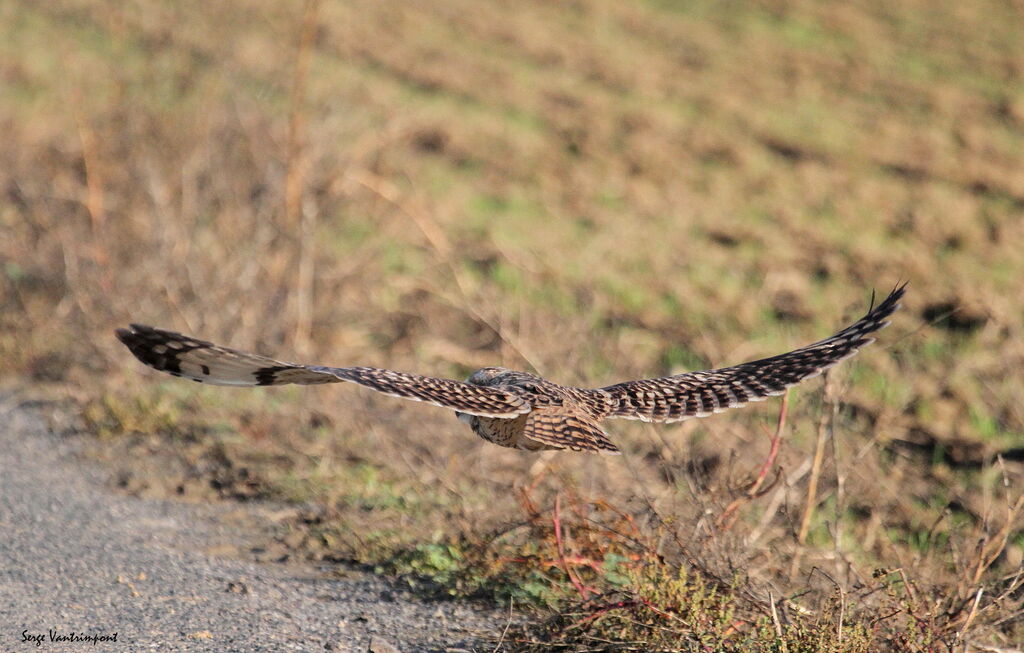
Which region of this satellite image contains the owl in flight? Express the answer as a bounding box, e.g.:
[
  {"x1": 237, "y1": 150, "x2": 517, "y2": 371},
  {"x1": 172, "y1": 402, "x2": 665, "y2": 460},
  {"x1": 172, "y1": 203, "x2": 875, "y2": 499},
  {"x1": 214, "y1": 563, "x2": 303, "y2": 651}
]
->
[{"x1": 117, "y1": 284, "x2": 904, "y2": 454}]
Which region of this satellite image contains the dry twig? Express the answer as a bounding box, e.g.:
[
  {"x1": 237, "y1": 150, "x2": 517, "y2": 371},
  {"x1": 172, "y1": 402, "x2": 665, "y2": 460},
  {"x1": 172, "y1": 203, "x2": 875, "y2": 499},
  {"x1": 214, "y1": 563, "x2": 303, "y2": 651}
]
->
[{"x1": 285, "y1": 0, "x2": 321, "y2": 356}]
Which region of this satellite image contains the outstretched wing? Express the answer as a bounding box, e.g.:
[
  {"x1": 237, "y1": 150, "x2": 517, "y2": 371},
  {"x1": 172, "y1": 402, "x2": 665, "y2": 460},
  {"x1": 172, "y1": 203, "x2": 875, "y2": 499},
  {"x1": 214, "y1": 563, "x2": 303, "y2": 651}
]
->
[
  {"x1": 595, "y1": 284, "x2": 905, "y2": 423},
  {"x1": 115, "y1": 324, "x2": 532, "y2": 418},
  {"x1": 521, "y1": 407, "x2": 621, "y2": 454}
]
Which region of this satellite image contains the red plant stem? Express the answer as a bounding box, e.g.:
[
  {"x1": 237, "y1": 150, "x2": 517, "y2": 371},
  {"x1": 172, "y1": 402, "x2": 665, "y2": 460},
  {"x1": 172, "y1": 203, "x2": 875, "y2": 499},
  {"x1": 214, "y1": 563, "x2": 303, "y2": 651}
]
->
[
  {"x1": 554, "y1": 494, "x2": 591, "y2": 601},
  {"x1": 750, "y1": 391, "x2": 789, "y2": 497},
  {"x1": 716, "y1": 391, "x2": 789, "y2": 530}
]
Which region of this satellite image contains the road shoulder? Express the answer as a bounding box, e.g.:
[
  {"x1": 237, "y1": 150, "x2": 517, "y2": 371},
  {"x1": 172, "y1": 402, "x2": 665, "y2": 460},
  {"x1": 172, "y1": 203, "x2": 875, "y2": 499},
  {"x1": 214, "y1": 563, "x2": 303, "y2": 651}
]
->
[{"x1": 0, "y1": 392, "x2": 507, "y2": 653}]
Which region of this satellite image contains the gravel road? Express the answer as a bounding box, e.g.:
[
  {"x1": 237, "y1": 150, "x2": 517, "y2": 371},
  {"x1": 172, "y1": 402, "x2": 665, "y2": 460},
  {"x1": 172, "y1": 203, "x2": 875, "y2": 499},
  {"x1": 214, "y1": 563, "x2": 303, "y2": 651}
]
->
[{"x1": 0, "y1": 393, "x2": 510, "y2": 652}]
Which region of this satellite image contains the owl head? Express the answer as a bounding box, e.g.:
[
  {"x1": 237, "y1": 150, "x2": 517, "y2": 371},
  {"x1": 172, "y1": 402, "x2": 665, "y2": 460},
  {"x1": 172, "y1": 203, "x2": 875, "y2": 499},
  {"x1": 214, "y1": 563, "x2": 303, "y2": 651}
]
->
[{"x1": 465, "y1": 366, "x2": 511, "y2": 385}]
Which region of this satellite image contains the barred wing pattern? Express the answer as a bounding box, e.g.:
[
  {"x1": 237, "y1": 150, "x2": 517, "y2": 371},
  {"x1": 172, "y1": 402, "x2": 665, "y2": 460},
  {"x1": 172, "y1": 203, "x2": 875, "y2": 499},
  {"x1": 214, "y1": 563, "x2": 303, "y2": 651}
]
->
[
  {"x1": 521, "y1": 408, "x2": 619, "y2": 453},
  {"x1": 597, "y1": 284, "x2": 905, "y2": 423},
  {"x1": 312, "y1": 366, "x2": 532, "y2": 418},
  {"x1": 116, "y1": 324, "x2": 532, "y2": 419}
]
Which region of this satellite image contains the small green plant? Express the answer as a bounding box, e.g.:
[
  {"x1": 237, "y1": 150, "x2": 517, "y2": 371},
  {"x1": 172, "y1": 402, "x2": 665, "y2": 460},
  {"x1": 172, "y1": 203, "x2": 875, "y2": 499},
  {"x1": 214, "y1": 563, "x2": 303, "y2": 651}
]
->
[{"x1": 83, "y1": 392, "x2": 187, "y2": 440}]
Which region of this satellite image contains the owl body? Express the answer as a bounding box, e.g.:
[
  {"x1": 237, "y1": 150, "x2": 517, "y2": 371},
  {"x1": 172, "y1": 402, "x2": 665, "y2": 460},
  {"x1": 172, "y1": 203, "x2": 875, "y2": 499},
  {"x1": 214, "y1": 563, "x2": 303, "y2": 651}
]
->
[{"x1": 459, "y1": 368, "x2": 612, "y2": 450}]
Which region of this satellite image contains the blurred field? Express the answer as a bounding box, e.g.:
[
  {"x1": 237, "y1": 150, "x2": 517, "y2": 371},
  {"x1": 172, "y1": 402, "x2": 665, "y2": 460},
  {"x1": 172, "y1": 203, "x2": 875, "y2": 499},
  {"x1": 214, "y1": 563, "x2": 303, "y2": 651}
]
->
[{"x1": 3, "y1": 0, "x2": 1024, "y2": 650}]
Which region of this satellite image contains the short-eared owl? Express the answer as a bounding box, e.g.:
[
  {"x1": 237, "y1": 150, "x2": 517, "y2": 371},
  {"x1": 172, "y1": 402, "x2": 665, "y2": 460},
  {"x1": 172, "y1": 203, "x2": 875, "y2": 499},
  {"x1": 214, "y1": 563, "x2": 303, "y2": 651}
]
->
[{"x1": 117, "y1": 285, "x2": 905, "y2": 454}]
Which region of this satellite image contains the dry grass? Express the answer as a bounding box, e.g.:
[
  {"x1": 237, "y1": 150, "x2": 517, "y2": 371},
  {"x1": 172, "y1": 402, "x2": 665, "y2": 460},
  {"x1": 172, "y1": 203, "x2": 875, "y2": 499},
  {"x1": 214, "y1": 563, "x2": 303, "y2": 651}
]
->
[{"x1": 3, "y1": 0, "x2": 1024, "y2": 649}]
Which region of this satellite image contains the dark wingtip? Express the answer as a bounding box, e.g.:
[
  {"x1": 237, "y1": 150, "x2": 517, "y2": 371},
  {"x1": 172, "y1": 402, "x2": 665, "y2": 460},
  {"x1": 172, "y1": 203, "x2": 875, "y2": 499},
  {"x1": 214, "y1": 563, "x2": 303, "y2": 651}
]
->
[
  {"x1": 868, "y1": 282, "x2": 908, "y2": 317},
  {"x1": 116, "y1": 324, "x2": 157, "y2": 345}
]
